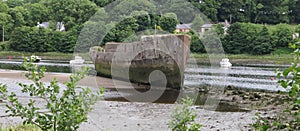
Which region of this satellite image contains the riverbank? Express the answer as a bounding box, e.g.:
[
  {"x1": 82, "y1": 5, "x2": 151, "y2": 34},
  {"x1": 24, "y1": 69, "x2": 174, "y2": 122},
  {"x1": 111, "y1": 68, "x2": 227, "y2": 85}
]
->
[
  {"x1": 0, "y1": 51, "x2": 73, "y2": 60},
  {"x1": 0, "y1": 69, "x2": 287, "y2": 130},
  {"x1": 191, "y1": 53, "x2": 293, "y2": 64},
  {"x1": 0, "y1": 51, "x2": 294, "y2": 64}
]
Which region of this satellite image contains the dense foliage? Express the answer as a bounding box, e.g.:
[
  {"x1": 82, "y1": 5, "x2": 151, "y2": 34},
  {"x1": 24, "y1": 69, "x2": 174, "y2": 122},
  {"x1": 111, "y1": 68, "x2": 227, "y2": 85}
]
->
[
  {"x1": 0, "y1": 59, "x2": 103, "y2": 131},
  {"x1": 189, "y1": 0, "x2": 300, "y2": 24},
  {"x1": 253, "y1": 40, "x2": 300, "y2": 130},
  {"x1": 0, "y1": 0, "x2": 180, "y2": 53},
  {"x1": 0, "y1": 0, "x2": 300, "y2": 55}
]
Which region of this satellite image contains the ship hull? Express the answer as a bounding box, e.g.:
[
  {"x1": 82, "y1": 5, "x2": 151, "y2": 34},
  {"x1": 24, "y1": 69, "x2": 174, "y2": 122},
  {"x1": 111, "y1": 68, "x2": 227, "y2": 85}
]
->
[{"x1": 90, "y1": 34, "x2": 191, "y2": 89}]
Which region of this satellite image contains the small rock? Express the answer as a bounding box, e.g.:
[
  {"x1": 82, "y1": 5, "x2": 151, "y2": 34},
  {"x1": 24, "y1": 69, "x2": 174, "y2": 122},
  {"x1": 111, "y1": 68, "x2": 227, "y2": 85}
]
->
[
  {"x1": 242, "y1": 95, "x2": 249, "y2": 100},
  {"x1": 249, "y1": 96, "x2": 255, "y2": 100},
  {"x1": 199, "y1": 88, "x2": 206, "y2": 92},
  {"x1": 253, "y1": 93, "x2": 261, "y2": 99},
  {"x1": 232, "y1": 96, "x2": 237, "y2": 101},
  {"x1": 292, "y1": 106, "x2": 299, "y2": 110},
  {"x1": 226, "y1": 85, "x2": 235, "y2": 90},
  {"x1": 238, "y1": 90, "x2": 245, "y2": 95},
  {"x1": 232, "y1": 90, "x2": 239, "y2": 95}
]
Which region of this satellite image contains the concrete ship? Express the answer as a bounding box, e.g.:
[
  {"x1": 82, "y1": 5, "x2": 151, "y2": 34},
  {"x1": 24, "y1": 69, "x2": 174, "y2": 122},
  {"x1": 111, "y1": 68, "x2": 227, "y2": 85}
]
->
[{"x1": 89, "y1": 34, "x2": 191, "y2": 89}]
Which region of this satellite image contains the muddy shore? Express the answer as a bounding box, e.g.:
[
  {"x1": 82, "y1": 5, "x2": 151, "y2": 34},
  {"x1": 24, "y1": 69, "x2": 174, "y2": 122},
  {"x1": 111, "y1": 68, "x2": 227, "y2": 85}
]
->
[{"x1": 0, "y1": 69, "x2": 286, "y2": 130}]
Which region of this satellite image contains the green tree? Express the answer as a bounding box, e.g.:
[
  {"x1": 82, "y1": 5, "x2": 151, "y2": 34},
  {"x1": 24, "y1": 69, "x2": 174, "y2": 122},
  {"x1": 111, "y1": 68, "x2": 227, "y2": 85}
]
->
[
  {"x1": 76, "y1": 21, "x2": 107, "y2": 52},
  {"x1": 295, "y1": 24, "x2": 300, "y2": 34},
  {"x1": 163, "y1": 0, "x2": 196, "y2": 23},
  {"x1": 8, "y1": 7, "x2": 26, "y2": 28},
  {"x1": 43, "y1": 0, "x2": 98, "y2": 30},
  {"x1": 189, "y1": 0, "x2": 220, "y2": 22},
  {"x1": 23, "y1": 3, "x2": 50, "y2": 26},
  {"x1": 103, "y1": 17, "x2": 139, "y2": 43},
  {"x1": 159, "y1": 15, "x2": 178, "y2": 33},
  {"x1": 191, "y1": 14, "x2": 204, "y2": 32},
  {"x1": 9, "y1": 27, "x2": 50, "y2": 52},
  {"x1": 287, "y1": 0, "x2": 297, "y2": 23},
  {"x1": 0, "y1": 12, "x2": 13, "y2": 42},
  {"x1": 273, "y1": 24, "x2": 293, "y2": 48},
  {"x1": 223, "y1": 23, "x2": 248, "y2": 54},
  {"x1": 0, "y1": 1, "x2": 9, "y2": 13},
  {"x1": 294, "y1": 0, "x2": 300, "y2": 23},
  {"x1": 11, "y1": 6, "x2": 31, "y2": 26},
  {"x1": 131, "y1": 11, "x2": 151, "y2": 32},
  {"x1": 256, "y1": 0, "x2": 290, "y2": 24},
  {"x1": 4, "y1": 0, "x2": 25, "y2": 8},
  {"x1": 108, "y1": 0, "x2": 155, "y2": 21},
  {"x1": 251, "y1": 26, "x2": 273, "y2": 55},
  {"x1": 190, "y1": 32, "x2": 205, "y2": 53},
  {"x1": 213, "y1": 24, "x2": 225, "y2": 37},
  {"x1": 223, "y1": 22, "x2": 262, "y2": 54},
  {"x1": 90, "y1": 0, "x2": 115, "y2": 7},
  {"x1": 218, "y1": 0, "x2": 247, "y2": 23}
]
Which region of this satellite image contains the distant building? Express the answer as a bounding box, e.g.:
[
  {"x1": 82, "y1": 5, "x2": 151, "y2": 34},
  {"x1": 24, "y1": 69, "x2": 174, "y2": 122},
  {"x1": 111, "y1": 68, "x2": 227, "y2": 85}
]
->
[
  {"x1": 175, "y1": 24, "x2": 191, "y2": 33},
  {"x1": 198, "y1": 23, "x2": 213, "y2": 37},
  {"x1": 198, "y1": 20, "x2": 230, "y2": 37},
  {"x1": 37, "y1": 22, "x2": 49, "y2": 28},
  {"x1": 200, "y1": 23, "x2": 213, "y2": 33},
  {"x1": 37, "y1": 22, "x2": 65, "y2": 31},
  {"x1": 293, "y1": 33, "x2": 299, "y2": 39},
  {"x1": 175, "y1": 21, "x2": 230, "y2": 37}
]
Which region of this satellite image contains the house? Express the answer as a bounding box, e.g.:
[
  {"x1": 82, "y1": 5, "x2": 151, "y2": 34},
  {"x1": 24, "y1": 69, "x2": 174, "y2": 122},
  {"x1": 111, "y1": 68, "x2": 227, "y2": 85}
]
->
[
  {"x1": 293, "y1": 33, "x2": 299, "y2": 39},
  {"x1": 200, "y1": 23, "x2": 213, "y2": 33},
  {"x1": 175, "y1": 24, "x2": 191, "y2": 33},
  {"x1": 37, "y1": 22, "x2": 65, "y2": 31},
  {"x1": 198, "y1": 20, "x2": 230, "y2": 37},
  {"x1": 37, "y1": 22, "x2": 49, "y2": 28},
  {"x1": 198, "y1": 23, "x2": 213, "y2": 37}
]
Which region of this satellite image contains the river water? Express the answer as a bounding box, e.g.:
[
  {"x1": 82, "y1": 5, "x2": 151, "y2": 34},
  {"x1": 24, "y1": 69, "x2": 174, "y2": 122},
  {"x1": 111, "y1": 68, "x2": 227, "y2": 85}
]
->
[
  {"x1": 0, "y1": 59, "x2": 288, "y2": 112},
  {"x1": 0, "y1": 59, "x2": 287, "y2": 92},
  {"x1": 185, "y1": 64, "x2": 287, "y2": 92}
]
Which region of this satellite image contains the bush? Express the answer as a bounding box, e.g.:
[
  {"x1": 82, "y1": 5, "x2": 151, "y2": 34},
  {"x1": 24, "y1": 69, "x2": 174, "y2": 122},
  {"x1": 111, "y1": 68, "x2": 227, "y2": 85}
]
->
[
  {"x1": 0, "y1": 59, "x2": 103, "y2": 131},
  {"x1": 169, "y1": 97, "x2": 201, "y2": 131}
]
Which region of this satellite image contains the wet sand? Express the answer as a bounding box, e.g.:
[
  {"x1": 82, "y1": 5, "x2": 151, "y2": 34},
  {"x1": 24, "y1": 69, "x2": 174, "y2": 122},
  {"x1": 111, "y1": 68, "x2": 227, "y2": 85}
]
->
[{"x1": 0, "y1": 69, "x2": 270, "y2": 130}]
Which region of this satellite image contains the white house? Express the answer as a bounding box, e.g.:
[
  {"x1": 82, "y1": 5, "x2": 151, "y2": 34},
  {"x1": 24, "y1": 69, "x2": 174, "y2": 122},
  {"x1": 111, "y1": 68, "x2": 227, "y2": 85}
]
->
[{"x1": 37, "y1": 22, "x2": 65, "y2": 31}]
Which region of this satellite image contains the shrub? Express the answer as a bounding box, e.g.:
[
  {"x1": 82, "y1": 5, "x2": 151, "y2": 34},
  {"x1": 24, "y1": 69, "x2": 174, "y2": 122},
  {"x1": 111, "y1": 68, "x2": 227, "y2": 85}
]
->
[
  {"x1": 168, "y1": 97, "x2": 201, "y2": 131},
  {"x1": 0, "y1": 58, "x2": 103, "y2": 131}
]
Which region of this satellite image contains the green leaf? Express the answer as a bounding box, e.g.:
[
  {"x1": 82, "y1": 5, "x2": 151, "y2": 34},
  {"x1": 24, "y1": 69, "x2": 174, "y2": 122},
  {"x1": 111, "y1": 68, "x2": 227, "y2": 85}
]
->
[{"x1": 283, "y1": 68, "x2": 291, "y2": 77}]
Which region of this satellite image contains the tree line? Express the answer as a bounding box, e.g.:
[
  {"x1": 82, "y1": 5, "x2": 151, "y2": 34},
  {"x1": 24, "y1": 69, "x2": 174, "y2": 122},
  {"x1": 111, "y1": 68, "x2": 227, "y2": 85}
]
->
[
  {"x1": 189, "y1": 0, "x2": 300, "y2": 24},
  {"x1": 190, "y1": 23, "x2": 299, "y2": 55},
  {"x1": 0, "y1": 0, "x2": 300, "y2": 55},
  {"x1": 0, "y1": 0, "x2": 180, "y2": 53}
]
